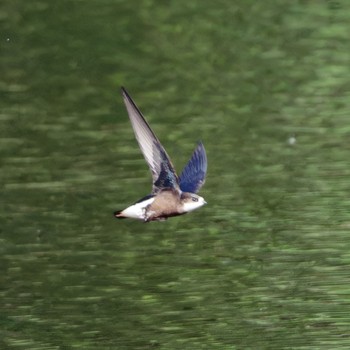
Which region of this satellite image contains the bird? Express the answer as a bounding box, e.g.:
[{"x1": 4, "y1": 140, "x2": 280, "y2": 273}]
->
[{"x1": 114, "y1": 87, "x2": 207, "y2": 222}]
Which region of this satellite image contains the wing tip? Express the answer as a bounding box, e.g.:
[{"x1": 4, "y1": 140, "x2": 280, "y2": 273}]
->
[
  {"x1": 196, "y1": 140, "x2": 205, "y2": 151},
  {"x1": 120, "y1": 86, "x2": 128, "y2": 97},
  {"x1": 196, "y1": 141, "x2": 207, "y2": 161}
]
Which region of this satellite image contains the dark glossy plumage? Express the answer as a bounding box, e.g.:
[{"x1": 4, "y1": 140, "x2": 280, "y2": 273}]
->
[
  {"x1": 121, "y1": 87, "x2": 207, "y2": 194},
  {"x1": 179, "y1": 142, "x2": 207, "y2": 193}
]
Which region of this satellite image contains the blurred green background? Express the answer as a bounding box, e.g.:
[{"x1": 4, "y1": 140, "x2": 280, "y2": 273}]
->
[{"x1": 1, "y1": 1, "x2": 350, "y2": 349}]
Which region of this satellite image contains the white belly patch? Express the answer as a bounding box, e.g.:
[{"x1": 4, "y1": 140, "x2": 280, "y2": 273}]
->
[{"x1": 121, "y1": 197, "x2": 155, "y2": 220}]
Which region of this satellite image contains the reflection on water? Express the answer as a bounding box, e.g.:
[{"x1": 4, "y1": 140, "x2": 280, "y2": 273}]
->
[{"x1": 2, "y1": 1, "x2": 350, "y2": 349}]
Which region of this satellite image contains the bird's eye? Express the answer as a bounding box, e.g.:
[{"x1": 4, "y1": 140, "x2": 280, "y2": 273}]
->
[{"x1": 192, "y1": 197, "x2": 198, "y2": 202}]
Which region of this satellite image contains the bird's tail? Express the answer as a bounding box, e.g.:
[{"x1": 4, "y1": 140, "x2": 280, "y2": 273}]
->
[{"x1": 114, "y1": 210, "x2": 127, "y2": 219}]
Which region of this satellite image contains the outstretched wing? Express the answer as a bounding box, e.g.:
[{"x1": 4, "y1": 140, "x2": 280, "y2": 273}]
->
[
  {"x1": 121, "y1": 87, "x2": 179, "y2": 193},
  {"x1": 179, "y1": 142, "x2": 207, "y2": 193}
]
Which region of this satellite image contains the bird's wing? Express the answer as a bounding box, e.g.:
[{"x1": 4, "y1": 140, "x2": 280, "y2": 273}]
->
[
  {"x1": 179, "y1": 142, "x2": 207, "y2": 193},
  {"x1": 121, "y1": 87, "x2": 179, "y2": 193}
]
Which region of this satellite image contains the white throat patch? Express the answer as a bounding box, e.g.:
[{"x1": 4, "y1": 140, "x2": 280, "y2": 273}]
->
[{"x1": 182, "y1": 196, "x2": 206, "y2": 213}]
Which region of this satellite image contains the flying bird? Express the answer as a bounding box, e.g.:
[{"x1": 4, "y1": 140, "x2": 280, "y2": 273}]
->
[{"x1": 114, "y1": 87, "x2": 207, "y2": 222}]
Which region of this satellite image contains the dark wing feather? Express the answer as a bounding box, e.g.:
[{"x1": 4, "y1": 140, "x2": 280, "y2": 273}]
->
[
  {"x1": 121, "y1": 87, "x2": 179, "y2": 193},
  {"x1": 179, "y1": 142, "x2": 207, "y2": 193}
]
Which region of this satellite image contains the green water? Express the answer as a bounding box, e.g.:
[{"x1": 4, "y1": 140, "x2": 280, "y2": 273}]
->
[{"x1": 2, "y1": 1, "x2": 350, "y2": 349}]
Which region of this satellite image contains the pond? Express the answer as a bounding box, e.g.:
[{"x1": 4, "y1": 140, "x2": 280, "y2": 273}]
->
[{"x1": 1, "y1": 1, "x2": 350, "y2": 349}]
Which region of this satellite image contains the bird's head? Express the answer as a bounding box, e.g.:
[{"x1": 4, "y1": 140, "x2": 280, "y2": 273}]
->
[{"x1": 181, "y1": 193, "x2": 207, "y2": 213}]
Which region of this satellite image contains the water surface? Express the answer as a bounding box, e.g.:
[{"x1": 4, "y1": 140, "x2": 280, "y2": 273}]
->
[{"x1": 1, "y1": 1, "x2": 350, "y2": 349}]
